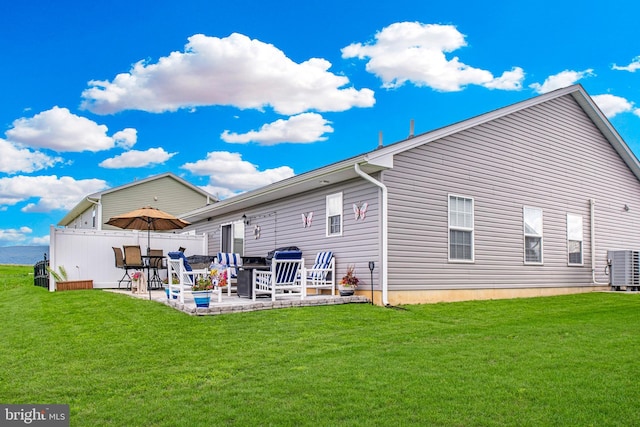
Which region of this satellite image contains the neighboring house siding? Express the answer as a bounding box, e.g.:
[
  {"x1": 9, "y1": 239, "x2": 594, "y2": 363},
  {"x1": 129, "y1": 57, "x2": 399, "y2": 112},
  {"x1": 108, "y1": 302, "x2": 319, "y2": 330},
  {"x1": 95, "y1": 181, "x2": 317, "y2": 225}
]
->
[
  {"x1": 67, "y1": 207, "x2": 97, "y2": 229},
  {"x1": 102, "y1": 176, "x2": 209, "y2": 230},
  {"x1": 384, "y1": 94, "x2": 640, "y2": 290},
  {"x1": 189, "y1": 179, "x2": 381, "y2": 285}
]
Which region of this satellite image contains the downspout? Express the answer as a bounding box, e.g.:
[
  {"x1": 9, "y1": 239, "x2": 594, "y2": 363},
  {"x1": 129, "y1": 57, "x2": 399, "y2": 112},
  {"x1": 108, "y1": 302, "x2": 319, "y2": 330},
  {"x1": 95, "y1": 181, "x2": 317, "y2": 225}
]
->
[
  {"x1": 86, "y1": 196, "x2": 101, "y2": 230},
  {"x1": 354, "y1": 163, "x2": 389, "y2": 306},
  {"x1": 590, "y1": 198, "x2": 609, "y2": 285}
]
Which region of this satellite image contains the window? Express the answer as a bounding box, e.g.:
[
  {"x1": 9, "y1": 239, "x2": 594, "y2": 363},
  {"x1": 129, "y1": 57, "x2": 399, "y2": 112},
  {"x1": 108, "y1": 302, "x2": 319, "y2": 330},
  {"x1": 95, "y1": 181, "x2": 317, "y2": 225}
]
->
[
  {"x1": 567, "y1": 214, "x2": 583, "y2": 265},
  {"x1": 448, "y1": 195, "x2": 474, "y2": 261},
  {"x1": 326, "y1": 192, "x2": 343, "y2": 236},
  {"x1": 523, "y1": 207, "x2": 543, "y2": 264}
]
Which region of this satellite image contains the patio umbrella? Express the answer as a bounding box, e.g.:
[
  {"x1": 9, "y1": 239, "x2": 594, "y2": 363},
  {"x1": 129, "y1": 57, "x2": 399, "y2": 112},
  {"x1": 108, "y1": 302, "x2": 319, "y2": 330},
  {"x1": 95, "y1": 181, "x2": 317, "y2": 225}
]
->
[{"x1": 105, "y1": 206, "x2": 190, "y2": 254}]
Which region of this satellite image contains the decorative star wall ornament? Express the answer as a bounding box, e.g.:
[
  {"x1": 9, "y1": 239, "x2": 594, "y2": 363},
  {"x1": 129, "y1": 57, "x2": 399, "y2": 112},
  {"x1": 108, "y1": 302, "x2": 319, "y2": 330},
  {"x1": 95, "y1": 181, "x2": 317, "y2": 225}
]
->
[
  {"x1": 301, "y1": 211, "x2": 313, "y2": 228},
  {"x1": 353, "y1": 202, "x2": 368, "y2": 221}
]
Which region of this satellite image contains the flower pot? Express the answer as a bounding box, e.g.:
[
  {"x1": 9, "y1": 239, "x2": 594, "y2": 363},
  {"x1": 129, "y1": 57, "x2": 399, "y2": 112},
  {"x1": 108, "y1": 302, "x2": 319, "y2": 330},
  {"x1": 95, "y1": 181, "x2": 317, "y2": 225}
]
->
[
  {"x1": 339, "y1": 286, "x2": 355, "y2": 296},
  {"x1": 192, "y1": 290, "x2": 213, "y2": 308},
  {"x1": 164, "y1": 285, "x2": 179, "y2": 299}
]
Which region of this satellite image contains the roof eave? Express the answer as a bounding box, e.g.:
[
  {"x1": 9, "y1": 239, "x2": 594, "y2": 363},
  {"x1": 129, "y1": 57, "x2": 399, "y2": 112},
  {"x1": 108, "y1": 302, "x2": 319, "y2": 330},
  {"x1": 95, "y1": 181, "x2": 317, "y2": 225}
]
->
[{"x1": 182, "y1": 154, "x2": 384, "y2": 222}]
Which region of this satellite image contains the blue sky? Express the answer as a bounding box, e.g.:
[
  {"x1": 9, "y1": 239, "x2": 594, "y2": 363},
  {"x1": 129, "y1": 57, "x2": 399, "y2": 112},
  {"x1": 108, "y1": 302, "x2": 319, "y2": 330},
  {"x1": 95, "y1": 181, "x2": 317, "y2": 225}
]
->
[{"x1": 2, "y1": 0, "x2": 640, "y2": 247}]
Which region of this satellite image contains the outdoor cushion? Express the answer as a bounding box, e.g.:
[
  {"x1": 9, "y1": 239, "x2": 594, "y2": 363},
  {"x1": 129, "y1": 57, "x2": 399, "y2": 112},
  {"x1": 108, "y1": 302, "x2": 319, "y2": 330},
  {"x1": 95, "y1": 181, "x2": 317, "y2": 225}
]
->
[
  {"x1": 309, "y1": 251, "x2": 333, "y2": 279},
  {"x1": 273, "y1": 250, "x2": 303, "y2": 283},
  {"x1": 168, "y1": 251, "x2": 192, "y2": 272},
  {"x1": 216, "y1": 252, "x2": 242, "y2": 278}
]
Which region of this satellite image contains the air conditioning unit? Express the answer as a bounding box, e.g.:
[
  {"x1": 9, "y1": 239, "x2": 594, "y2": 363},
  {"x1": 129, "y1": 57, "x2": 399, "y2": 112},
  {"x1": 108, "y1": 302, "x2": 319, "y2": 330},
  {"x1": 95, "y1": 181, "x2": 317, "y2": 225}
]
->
[{"x1": 607, "y1": 250, "x2": 640, "y2": 291}]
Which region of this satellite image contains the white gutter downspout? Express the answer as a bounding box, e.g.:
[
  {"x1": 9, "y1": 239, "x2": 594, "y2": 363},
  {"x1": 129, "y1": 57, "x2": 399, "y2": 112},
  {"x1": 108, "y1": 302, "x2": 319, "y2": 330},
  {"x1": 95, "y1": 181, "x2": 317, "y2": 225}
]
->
[
  {"x1": 86, "y1": 196, "x2": 101, "y2": 230},
  {"x1": 590, "y1": 198, "x2": 609, "y2": 285},
  {"x1": 354, "y1": 163, "x2": 389, "y2": 306}
]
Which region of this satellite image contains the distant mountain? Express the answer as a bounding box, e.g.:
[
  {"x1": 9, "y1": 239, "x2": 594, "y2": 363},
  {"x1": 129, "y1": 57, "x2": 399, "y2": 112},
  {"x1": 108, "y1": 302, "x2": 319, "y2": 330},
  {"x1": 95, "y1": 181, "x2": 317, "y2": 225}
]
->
[{"x1": 0, "y1": 246, "x2": 49, "y2": 265}]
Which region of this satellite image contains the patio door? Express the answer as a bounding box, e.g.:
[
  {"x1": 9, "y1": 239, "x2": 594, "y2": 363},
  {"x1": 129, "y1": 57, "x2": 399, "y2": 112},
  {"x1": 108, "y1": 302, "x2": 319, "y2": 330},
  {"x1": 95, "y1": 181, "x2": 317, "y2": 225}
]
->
[{"x1": 221, "y1": 221, "x2": 244, "y2": 255}]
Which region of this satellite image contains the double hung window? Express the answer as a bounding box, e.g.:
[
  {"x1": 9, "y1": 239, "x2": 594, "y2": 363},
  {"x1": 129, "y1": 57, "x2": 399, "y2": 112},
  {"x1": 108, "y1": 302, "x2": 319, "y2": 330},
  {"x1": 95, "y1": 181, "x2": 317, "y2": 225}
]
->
[
  {"x1": 448, "y1": 195, "x2": 474, "y2": 261},
  {"x1": 326, "y1": 192, "x2": 343, "y2": 236},
  {"x1": 523, "y1": 207, "x2": 543, "y2": 264},
  {"x1": 567, "y1": 214, "x2": 583, "y2": 265}
]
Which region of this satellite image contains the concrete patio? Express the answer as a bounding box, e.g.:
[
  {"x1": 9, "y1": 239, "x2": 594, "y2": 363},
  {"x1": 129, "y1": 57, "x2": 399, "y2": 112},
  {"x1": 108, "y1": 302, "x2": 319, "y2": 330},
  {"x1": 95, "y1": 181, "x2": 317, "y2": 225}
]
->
[{"x1": 107, "y1": 288, "x2": 370, "y2": 315}]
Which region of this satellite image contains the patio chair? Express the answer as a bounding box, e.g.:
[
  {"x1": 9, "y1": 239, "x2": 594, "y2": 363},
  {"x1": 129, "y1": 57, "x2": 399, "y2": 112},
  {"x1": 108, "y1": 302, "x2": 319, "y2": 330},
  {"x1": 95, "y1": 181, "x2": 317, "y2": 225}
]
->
[
  {"x1": 113, "y1": 246, "x2": 133, "y2": 289},
  {"x1": 305, "y1": 251, "x2": 335, "y2": 295},
  {"x1": 167, "y1": 251, "x2": 221, "y2": 304},
  {"x1": 216, "y1": 252, "x2": 242, "y2": 296},
  {"x1": 147, "y1": 249, "x2": 165, "y2": 289},
  {"x1": 122, "y1": 245, "x2": 145, "y2": 290},
  {"x1": 253, "y1": 250, "x2": 305, "y2": 301}
]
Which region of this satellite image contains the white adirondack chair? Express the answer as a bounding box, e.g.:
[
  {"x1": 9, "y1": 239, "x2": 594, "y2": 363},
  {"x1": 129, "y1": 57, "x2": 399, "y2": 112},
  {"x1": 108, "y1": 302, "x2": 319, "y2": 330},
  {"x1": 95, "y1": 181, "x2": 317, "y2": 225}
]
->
[
  {"x1": 166, "y1": 252, "x2": 221, "y2": 304},
  {"x1": 253, "y1": 251, "x2": 305, "y2": 301}
]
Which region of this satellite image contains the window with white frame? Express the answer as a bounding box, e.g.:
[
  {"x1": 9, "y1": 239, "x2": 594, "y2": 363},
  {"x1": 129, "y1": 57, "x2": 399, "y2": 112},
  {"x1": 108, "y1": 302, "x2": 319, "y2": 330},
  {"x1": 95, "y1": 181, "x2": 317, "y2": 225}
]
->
[
  {"x1": 567, "y1": 213, "x2": 583, "y2": 265},
  {"x1": 523, "y1": 207, "x2": 543, "y2": 264},
  {"x1": 448, "y1": 195, "x2": 474, "y2": 261},
  {"x1": 326, "y1": 192, "x2": 343, "y2": 236}
]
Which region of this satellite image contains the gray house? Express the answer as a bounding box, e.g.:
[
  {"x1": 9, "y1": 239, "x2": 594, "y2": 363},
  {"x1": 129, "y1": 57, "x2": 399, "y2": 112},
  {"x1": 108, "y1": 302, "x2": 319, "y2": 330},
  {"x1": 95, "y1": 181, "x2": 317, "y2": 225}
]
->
[
  {"x1": 59, "y1": 172, "x2": 216, "y2": 230},
  {"x1": 181, "y1": 85, "x2": 640, "y2": 305}
]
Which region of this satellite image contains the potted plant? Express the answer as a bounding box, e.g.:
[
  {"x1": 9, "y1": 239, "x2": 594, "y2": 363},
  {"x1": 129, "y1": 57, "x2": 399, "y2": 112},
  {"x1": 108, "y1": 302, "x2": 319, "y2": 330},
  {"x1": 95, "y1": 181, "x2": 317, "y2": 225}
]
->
[
  {"x1": 163, "y1": 277, "x2": 180, "y2": 299},
  {"x1": 131, "y1": 271, "x2": 144, "y2": 293},
  {"x1": 46, "y1": 265, "x2": 93, "y2": 291},
  {"x1": 339, "y1": 265, "x2": 359, "y2": 296},
  {"x1": 209, "y1": 268, "x2": 228, "y2": 290},
  {"x1": 192, "y1": 275, "x2": 214, "y2": 307}
]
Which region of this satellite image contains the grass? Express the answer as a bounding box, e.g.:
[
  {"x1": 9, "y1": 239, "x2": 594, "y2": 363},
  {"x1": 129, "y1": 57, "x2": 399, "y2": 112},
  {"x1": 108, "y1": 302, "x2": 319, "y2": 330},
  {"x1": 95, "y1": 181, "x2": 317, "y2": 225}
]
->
[{"x1": 1, "y1": 264, "x2": 640, "y2": 426}]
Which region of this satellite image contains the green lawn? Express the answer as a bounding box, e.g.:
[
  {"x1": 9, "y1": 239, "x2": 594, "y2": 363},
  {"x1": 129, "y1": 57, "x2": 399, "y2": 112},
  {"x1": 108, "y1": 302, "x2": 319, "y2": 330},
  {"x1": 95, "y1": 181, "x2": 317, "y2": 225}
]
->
[{"x1": 1, "y1": 265, "x2": 639, "y2": 426}]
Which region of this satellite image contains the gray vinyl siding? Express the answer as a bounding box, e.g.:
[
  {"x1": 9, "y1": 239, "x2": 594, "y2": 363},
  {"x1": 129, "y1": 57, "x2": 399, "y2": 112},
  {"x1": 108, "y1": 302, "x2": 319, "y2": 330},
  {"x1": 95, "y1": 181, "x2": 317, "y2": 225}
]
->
[
  {"x1": 189, "y1": 179, "x2": 382, "y2": 288},
  {"x1": 384, "y1": 94, "x2": 640, "y2": 290},
  {"x1": 102, "y1": 176, "x2": 209, "y2": 230}
]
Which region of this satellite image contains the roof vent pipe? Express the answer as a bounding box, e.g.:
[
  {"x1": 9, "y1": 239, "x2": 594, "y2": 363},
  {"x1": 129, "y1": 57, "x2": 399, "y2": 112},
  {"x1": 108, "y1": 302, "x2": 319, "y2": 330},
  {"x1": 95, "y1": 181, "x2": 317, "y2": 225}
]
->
[
  {"x1": 408, "y1": 119, "x2": 415, "y2": 138},
  {"x1": 377, "y1": 131, "x2": 383, "y2": 149}
]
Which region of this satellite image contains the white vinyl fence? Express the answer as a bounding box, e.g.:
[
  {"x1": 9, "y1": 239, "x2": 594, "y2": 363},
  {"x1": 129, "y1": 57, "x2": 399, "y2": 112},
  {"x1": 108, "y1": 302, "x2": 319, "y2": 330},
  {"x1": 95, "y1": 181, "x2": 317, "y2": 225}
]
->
[{"x1": 48, "y1": 225, "x2": 208, "y2": 291}]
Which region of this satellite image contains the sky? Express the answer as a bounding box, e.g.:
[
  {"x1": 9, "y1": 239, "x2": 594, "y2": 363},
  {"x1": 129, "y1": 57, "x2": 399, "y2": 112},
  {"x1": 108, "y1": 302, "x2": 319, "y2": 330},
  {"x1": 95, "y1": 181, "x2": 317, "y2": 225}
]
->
[{"x1": 2, "y1": 0, "x2": 640, "y2": 247}]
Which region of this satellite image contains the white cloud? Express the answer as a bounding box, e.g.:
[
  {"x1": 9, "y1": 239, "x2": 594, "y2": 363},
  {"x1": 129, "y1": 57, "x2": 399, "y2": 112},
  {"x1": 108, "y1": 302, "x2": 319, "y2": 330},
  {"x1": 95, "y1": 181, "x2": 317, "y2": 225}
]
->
[
  {"x1": 0, "y1": 226, "x2": 33, "y2": 244},
  {"x1": 592, "y1": 94, "x2": 634, "y2": 118},
  {"x1": 30, "y1": 235, "x2": 50, "y2": 245},
  {"x1": 529, "y1": 69, "x2": 594, "y2": 94},
  {"x1": 99, "y1": 147, "x2": 177, "y2": 169},
  {"x1": 81, "y1": 33, "x2": 375, "y2": 116},
  {"x1": 612, "y1": 56, "x2": 640, "y2": 72},
  {"x1": 341, "y1": 21, "x2": 524, "y2": 92},
  {"x1": 221, "y1": 113, "x2": 334, "y2": 145},
  {"x1": 112, "y1": 128, "x2": 138, "y2": 149},
  {"x1": 5, "y1": 106, "x2": 137, "y2": 152},
  {"x1": 0, "y1": 175, "x2": 108, "y2": 212},
  {"x1": 0, "y1": 138, "x2": 63, "y2": 174},
  {"x1": 484, "y1": 67, "x2": 525, "y2": 90},
  {"x1": 182, "y1": 151, "x2": 295, "y2": 195}
]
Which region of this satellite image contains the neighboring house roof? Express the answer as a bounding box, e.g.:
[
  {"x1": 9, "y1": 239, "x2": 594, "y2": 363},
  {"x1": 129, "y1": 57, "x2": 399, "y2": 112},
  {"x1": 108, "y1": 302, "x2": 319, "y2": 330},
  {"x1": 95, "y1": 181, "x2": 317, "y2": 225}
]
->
[
  {"x1": 58, "y1": 172, "x2": 216, "y2": 226},
  {"x1": 182, "y1": 84, "x2": 640, "y2": 223}
]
